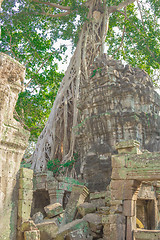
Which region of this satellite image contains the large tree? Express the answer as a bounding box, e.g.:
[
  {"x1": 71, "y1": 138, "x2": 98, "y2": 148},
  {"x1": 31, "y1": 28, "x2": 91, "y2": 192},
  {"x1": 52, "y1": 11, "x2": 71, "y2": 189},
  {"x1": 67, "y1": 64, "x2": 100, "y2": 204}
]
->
[{"x1": 1, "y1": 0, "x2": 160, "y2": 172}]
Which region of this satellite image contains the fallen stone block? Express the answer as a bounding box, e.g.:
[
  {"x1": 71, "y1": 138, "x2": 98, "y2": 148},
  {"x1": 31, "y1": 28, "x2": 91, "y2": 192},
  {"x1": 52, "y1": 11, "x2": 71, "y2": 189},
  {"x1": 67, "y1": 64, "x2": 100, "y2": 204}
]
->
[
  {"x1": 44, "y1": 203, "x2": 63, "y2": 218},
  {"x1": 21, "y1": 220, "x2": 38, "y2": 232},
  {"x1": 77, "y1": 202, "x2": 96, "y2": 217},
  {"x1": 61, "y1": 185, "x2": 89, "y2": 225},
  {"x1": 55, "y1": 219, "x2": 91, "y2": 240},
  {"x1": 90, "y1": 191, "x2": 106, "y2": 200},
  {"x1": 83, "y1": 213, "x2": 103, "y2": 233},
  {"x1": 24, "y1": 230, "x2": 40, "y2": 240},
  {"x1": 32, "y1": 212, "x2": 44, "y2": 224},
  {"x1": 67, "y1": 229, "x2": 93, "y2": 240},
  {"x1": 36, "y1": 219, "x2": 58, "y2": 240}
]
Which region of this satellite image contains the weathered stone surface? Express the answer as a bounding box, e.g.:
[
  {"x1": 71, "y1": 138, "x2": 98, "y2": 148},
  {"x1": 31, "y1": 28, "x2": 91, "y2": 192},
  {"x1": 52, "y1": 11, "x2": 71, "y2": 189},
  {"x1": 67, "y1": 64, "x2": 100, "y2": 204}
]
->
[
  {"x1": 115, "y1": 140, "x2": 141, "y2": 154},
  {"x1": 20, "y1": 168, "x2": 33, "y2": 179},
  {"x1": 61, "y1": 185, "x2": 89, "y2": 225},
  {"x1": 44, "y1": 203, "x2": 63, "y2": 218},
  {"x1": 0, "y1": 53, "x2": 30, "y2": 240},
  {"x1": 18, "y1": 200, "x2": 32, "y2": 221},
  {"x1": 91, "y1": 198, "x2": 106, "y2": 208},
  {"x1": 76, "y1": 54, "x2": 160, "y2": 191},
  {"x1": 36, "y1": 220, "x2": 58, "y2": 240},
  {"x1": 24, "y1": 230, "x2": 40, "y2": 240},
  {"x1": 19, "y1": 178, "x2": 33, "y2": 190},
  {"x1": 32, "y1": 212, "x2": 44, "y2": 224},
  {"x1": 90, "y1": 191, "x2": 106, "y2": 200},
  {"x1": 21, "y1": 220, "x2": 38, "y2": 232},
  {"x1": 77, "y1": 202, "x2": 96, "y2": 216},
  {"x1": 67, "y1": 229, "x2": 93, "y2": 240},
  {"x1": 83, "y1": 213, "x2": 102, "y2": 233},
  {"x1": 19, "y1": 188, "x2": 33, "y2": 200},
  {"x1": 55, "y1": 219, "x2": 90, "y2": 240},
  {"x1": 133, "y1": 229, "x2": 160, "y2": 240}
]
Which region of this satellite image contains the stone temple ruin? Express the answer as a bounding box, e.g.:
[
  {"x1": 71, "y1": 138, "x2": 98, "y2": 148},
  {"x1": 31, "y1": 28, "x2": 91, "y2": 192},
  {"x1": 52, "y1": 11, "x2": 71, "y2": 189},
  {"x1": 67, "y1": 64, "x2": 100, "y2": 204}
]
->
[{"x1": 1, "y1": 52, "x2": 160, "y2": 240}]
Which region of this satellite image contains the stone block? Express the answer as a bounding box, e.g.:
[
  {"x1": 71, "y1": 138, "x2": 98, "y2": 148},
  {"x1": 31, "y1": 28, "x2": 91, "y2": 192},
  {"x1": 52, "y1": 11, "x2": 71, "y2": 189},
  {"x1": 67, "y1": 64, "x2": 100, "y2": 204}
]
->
[
  {"x1": 67, "y1": 229, "x2": 93, "y2": 240},
  {"x1": 19, "y1": 178, "x2": 33, "y2": 190},
  {"x1": 111, "y1": 189, "x2": 123, "y2": 200},
  {"x1": 83, "y1": 213, "x2": 102, "y2": 233},
  {"x1": 46, "y1": 181, "x2": 59, "y2": 190},
  {"x1": 111, "y1": 155, "x2": 126, "y2": 168},
  {"x1": 24, "y1": 230, "x2": 40, "y2": 240},
  {"x1": 46, "y1": 171, "x2": 54, "y2": 181},
  {"x1": 61, "y1": 185, "x2": 89, "y2": 225},
  {"x1": 34, "y1": 182, "x2": 46, "y2": 190},
  {"x1": 20, "y1": 168, "x2": 33, "y2": 179},
  {"x1": 90, "y1": 198, "x2": 106, "y2": 208},
  {"x1": 90, "y1": 191, "x2": 106, "y2": 200},
  {"x1": 77, "y1": 202, "x2": 96, "y2": 216},
  {"x1": 115, "y1": 140, "x2": 140, "y2": 154},
  {"x1": 32, "y1": 212, "x2": 44, "y2": 224},
  {"x1": 36, "y1": 220, "x2": 58, "y2": 240},
  {"x1": 123, "y1": 200, "x2": 136, "y2": 216},
  {"x1": 55, "y1": 219, "x2": 90, "y2": 240},
  {"x1": 19, "y1": 188, "x2": 33, "y2": 200},
  {"x1": 133, "y1": 229, "x2": 160, "y2": 240},
  {"x1": 110, "y1": 180, "x2": 125, "y2": 190},
  {"x1": 44, "y1": 203, "x2": 63, "y2": 218},
  {"x1": 21, "y1": 220, "x2": 37, "y2": 232},
  {"x1": 49, "y1": 193, "x2": 57, "y2": 204},
  {"x1": 59, "y1": 182, "x2": 72, "y2": 191},
  {"x1": 18, "y1": 199, "x2": 32, "y2": 221},
  {"x1": 111, "y1": 168, "x2": 126, "y2": 180},
  {"x1": 56, "y1": 189, "x2": 65, "y2": 205}
]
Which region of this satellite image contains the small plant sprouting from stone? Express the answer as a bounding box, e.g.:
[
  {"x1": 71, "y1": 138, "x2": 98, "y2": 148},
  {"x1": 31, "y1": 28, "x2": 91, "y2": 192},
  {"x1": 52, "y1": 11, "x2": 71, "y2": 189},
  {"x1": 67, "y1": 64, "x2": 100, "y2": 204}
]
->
[
  {"x1": 47, "y1": 152, "x2": 78, "y2": 176},
  {"x1": 90, "y1": 67, "x2": 102, "y2": 78}
]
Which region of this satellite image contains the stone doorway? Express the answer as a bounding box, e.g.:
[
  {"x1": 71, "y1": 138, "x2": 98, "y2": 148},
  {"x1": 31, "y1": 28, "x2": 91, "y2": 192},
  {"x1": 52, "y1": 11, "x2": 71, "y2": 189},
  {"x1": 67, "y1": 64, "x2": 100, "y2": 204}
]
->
[
  {"x1": 31, "y1": 189, "x2": 50, "y2": 216},
  {"x1": 136, "y1": 199, "x2": 156, "y2": 230}
]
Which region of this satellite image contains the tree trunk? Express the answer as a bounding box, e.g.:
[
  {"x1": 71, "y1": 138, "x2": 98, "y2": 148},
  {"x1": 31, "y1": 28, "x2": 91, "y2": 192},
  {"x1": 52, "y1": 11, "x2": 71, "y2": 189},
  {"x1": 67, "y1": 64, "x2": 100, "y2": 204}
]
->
[{"x1": 30, "y1": 0, "x2": 109, "y2": 172}]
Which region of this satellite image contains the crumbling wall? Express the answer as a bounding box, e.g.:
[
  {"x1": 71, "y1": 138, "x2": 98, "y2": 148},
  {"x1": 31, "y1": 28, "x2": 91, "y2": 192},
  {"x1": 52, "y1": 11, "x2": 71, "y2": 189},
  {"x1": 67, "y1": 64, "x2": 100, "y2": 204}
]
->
[
  {"x1": 0, "y1": 53, "x2": 30, "y2": 240},
  {"x1": 76, "y1": 54, "x2": 160, "y2": 191},
  {"x1": 102, "y1": 140, "x2": 160, "y2": 240}
]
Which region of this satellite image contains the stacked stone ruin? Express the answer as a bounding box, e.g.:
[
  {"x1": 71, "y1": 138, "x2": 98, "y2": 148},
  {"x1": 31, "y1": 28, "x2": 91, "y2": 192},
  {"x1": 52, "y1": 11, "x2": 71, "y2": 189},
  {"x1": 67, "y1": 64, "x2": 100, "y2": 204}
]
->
[
  {"x1": 1, "y1": 52, "x2": 160, "y2": 240},
  {"x1": 76, "y1": 54, "x2": 160, "y2": 191}
]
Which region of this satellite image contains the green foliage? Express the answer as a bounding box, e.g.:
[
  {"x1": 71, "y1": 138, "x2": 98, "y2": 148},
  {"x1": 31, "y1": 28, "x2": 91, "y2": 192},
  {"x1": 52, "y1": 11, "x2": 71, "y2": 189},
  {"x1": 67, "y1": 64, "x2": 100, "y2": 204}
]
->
[
  {"x1": 20, "y1": 160, "x2": 32, "y2": 169},
  {"x1": 47, "y1": 152, "x2": 78, "y2": 176},
  {"x1": 1, "y1": 0, "x2": 160, "y2": 143},
  {"x1": 106, "y1": 2, "x2": 160, "y2": 75}
]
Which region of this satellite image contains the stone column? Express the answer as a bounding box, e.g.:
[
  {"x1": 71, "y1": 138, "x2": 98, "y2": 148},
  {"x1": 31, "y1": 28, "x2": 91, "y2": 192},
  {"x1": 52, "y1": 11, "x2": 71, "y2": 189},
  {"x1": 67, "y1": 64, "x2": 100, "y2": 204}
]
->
[{"x1": 0, "y1": 53, "x2": 30, "y2": 240}]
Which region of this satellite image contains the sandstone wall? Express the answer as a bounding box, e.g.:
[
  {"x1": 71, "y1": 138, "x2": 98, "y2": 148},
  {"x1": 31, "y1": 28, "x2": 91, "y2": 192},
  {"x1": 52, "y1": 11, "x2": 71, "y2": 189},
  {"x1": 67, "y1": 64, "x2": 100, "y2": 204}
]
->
[
  {"x1": 0, "y1": 53, "x2": 30, "y2": 240},
  {"x1": 76, "y1": 54, "x2": 160, "y2": 191}
]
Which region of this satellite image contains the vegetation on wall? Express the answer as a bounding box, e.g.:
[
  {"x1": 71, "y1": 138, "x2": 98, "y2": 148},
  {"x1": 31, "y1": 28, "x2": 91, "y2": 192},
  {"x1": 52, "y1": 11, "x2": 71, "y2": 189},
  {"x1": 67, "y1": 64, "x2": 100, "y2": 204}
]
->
[{"x1": 1, "y1": 0, "x2": 160, "y2": 169}]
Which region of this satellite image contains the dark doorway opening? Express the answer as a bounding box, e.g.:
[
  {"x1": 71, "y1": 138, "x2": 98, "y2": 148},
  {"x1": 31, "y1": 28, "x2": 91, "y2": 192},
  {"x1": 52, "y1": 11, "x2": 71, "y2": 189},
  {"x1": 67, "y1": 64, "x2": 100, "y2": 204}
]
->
[
  {"x1": 136, "y1": 199, "x2": 155, "y2": 230},
  {"x1": 31, "y1": 189, "x2": 50, "y2": 216}
]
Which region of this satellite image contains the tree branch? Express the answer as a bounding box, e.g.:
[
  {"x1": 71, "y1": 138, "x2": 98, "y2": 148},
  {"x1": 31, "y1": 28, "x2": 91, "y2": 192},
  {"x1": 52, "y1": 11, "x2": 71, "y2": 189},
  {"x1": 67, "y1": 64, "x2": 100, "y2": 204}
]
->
[
  {"x1": 109, "y1": 0, "x2": 136, "y2": 13},
  {"x1": 112, "y1": 7, "x2": 127, "y2": 57},
  {"x1": 32, "y1": 0, "x2": 70, "y2": 11},
  {"x1": 136, "y1": 0, "x2": 146, "y2": 31},
  {"x1": 13, "y1": 110, "x2": 30, "y2": 131},
  {"x1": 39, "y1": 11, "x2": 70, "y2": 18}
]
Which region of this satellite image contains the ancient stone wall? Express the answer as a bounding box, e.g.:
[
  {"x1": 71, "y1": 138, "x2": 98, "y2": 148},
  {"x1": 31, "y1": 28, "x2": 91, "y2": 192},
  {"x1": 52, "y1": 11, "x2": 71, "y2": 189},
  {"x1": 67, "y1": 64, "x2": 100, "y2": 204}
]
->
[
  {"x1": 102, "y1": 140, "x2": 160, "y2": 240},
  {"x1": 76, "y1": 54, "x2": 160, "y2": 191},
  {"x1": 0, "y1": 53, "x2": 30, "y2": 240}
]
